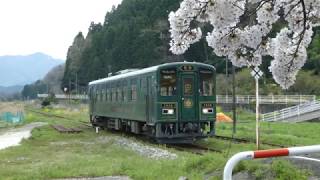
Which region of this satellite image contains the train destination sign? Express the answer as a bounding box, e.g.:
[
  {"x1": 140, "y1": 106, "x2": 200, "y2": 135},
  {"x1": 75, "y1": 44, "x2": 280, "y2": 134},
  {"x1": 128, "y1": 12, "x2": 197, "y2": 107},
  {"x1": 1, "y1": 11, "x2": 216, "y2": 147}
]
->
[{"x1": 181, "y1": 65, "x2": 194, "y2": 71}]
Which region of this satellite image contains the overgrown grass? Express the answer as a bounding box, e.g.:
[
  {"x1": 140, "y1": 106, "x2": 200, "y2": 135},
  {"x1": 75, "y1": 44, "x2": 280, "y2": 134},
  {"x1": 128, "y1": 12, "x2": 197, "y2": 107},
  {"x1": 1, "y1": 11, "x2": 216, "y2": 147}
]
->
[
  {"x1": 215, "y1": 109, "x2": 320, "y2": 146},
  {"x1": 0, "y1": 104, "x2": 317, "y2": 179}
]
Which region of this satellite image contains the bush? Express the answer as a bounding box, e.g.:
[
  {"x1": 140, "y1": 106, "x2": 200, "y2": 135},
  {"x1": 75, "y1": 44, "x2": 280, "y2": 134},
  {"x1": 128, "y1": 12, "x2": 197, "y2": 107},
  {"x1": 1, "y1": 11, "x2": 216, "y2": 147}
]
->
[{"x1": 41, "y1": 99, "x2": 51, "y2": 107}]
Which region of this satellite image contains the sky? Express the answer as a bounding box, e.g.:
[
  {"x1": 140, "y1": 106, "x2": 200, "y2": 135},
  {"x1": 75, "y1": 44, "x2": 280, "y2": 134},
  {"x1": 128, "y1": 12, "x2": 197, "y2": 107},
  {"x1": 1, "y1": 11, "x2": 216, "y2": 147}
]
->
[{"x1": 0, "y1": 0, "x2": 122, "y2": 60}]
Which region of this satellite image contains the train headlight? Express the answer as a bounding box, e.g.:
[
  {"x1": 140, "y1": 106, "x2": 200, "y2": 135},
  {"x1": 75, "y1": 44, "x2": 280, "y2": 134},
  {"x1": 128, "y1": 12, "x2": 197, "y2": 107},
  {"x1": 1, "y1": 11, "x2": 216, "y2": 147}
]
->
[
  {"x1": 162, "y1": 109, "x2": 175, "y2": 115},
  {"x1": 202, "y1": 108, "x2": 214, "y2": 114}
]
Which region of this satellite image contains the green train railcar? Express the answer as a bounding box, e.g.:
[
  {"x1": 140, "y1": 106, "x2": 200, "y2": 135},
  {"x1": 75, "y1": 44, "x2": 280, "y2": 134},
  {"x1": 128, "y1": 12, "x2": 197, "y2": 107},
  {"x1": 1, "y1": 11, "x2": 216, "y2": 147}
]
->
[{"x1": 88, "y1": 62, "x2": 216, "y2": 143}]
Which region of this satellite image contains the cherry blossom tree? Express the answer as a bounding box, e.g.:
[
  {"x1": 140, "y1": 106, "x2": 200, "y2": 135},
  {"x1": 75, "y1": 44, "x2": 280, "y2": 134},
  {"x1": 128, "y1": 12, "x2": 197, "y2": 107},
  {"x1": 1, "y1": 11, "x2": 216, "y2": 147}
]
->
[{"x1": 168, "y1": 0, "x2": 320, "y2": 89}]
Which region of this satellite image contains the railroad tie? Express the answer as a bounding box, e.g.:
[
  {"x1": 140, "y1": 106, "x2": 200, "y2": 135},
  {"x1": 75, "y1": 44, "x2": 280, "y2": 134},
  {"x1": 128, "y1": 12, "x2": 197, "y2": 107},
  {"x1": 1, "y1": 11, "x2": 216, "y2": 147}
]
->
[{"x1": 51, "y1": 125, "x2": 83, "y2": 133}]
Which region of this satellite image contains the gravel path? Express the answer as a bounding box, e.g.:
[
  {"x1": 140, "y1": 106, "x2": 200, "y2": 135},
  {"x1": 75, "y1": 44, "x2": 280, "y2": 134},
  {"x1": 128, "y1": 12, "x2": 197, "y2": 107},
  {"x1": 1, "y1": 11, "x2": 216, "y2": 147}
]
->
[
  {"x1": 96, "y1": 136, "x2": 178, "y2": 160},
  {"x1": 0, "y1": 122, "x2": 47, "y2": 150}
]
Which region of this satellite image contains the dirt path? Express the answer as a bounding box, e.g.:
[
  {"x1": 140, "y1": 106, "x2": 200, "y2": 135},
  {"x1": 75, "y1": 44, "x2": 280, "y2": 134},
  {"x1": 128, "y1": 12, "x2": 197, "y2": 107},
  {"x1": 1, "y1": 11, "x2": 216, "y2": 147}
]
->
[{"x1": 0, "y1": 122, "x2": 47, "y2": 150}]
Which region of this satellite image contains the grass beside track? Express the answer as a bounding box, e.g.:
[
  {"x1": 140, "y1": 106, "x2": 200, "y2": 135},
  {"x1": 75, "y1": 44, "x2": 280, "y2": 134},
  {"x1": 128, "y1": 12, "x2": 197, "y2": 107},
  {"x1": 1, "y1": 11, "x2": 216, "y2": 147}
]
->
[{"x1": 0, "y1": 104, "x2": 317, "y2": 180}]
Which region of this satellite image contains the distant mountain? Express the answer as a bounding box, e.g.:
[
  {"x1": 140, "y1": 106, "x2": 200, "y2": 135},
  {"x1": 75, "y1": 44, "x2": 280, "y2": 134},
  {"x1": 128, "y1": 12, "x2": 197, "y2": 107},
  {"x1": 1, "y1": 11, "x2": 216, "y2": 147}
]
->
[
  {"x1": 0, "y1": 53, "x2": 63, "y2": 87},
  {"x1": 0, "y1": 85, "x2": 23, "y2": 95},
  {"x1": 0, "y1": 85, "x2": 23, "y2": 100}
]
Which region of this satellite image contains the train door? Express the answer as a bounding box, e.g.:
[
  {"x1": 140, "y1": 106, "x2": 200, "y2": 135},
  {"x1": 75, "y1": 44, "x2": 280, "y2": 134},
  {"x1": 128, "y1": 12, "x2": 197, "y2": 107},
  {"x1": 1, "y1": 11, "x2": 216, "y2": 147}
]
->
[
  {"x1": 146, "y1": 77, "x2": 154, "y2": 123},
  {"x1": 91, "y1": 86, "x2": 96, "y2": 113},
  {"x1": 179, "y1": 73, "x2": 197, "y2": 121}
]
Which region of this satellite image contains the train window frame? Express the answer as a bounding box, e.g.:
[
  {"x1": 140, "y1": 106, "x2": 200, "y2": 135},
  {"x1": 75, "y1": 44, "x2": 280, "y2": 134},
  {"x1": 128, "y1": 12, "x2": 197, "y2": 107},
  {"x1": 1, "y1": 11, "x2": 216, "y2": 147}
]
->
[
  {"x1": 106, "y1": 88, "x2": 109, "y2": 102},
  {"x1": 105, "y1": 84, "x2": 108, "y2": 101},
  {"x1": 160, "y1": 68, "x2": 177, "y2": 96},
  {"x1": 199, "y1": 69, "x2": 214, "y2": 96},
  {"x1": 122, "y1": 81, "x2": 127, "y2": 102},
  {"x1": 129, "y1": 79, "x2": 137, "y2": 101},
  {"x1": 131, "y1": 85, "x2": 137, "y2": 101},
  {"x1": 97, "y1": 86, "x2": 100, "y2": 101},
  {"x1": 100, "y1": 89, "x2": 104, "y2": 102},
  {"x1": 112, "y1": 87, "x2": 116, "y2": 102},
  {"x1": 94, "y1": 86, "x2": 97, "y2": 101},
  {"x1": 183, "y1": 78, "x2": 193, "y2": 96},
  {"x1": 108, "y1": 88, "x2": 111, "y2": 102},
  {"x1": 117, "y1": 87, "x2": 122, "y2": 102},
  {"x1": 121, "y1": 81, "x2": 126, "y2": 102}
]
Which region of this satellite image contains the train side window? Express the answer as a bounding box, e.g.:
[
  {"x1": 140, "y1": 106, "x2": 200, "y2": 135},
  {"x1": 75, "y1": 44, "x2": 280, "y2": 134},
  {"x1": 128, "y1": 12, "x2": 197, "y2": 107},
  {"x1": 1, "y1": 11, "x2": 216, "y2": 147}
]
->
[
  {"x1": 100, "y1": 89, "x2": 104, "y2": 101},
  {"x1": 94, "y1": 87, "x2": 97, "y2": 100},
  {"x1": 160, "y1": 69, "x2": 176, "y2": 96},
  {"x1": 88, "y1": 87, "x2": 92, "y2": 98},
  {"x1": 109, "y1": 88, "x2": 112, "y2": 102},
  {"x1": 117, "y1": 88, "x2": 121, "y2": 102},
  {"x1": 131, "y1": 85, "x2": 137, "y2": 101},
  {"x1": 108, "y1": 89, "x2": 111, "y2": 101},
  {"x1": 122, "y1": 86, "x2": 126, "y2": 101},
  {"x1": 115, "y1": 88, "x2": 118, "y2": 102},
  {"x1": 109, "y1": 86, "x2": 112, "y2": 101},
  {"x1": 112, "y1": 88, "x2": 116, "y2": 102},
  {"x1": 129, "y1": 79, "x2": 137, "y2": 101},
  {"x1": 199, "y1": 69, "x2": 214, "y2": 96},
  {"x1": 96, "y1": 87, "x2": 99, "y2": 101},
  {"x1": 106, "y1": 89, "x2": 108, "y2": 101}
]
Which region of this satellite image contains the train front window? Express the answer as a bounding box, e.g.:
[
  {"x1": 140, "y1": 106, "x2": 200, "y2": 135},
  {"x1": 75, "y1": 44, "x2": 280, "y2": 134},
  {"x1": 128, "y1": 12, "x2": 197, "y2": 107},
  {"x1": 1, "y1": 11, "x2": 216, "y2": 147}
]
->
[
  {"x1": 200, "y1": 69, "x2": 214, "y2": 96},
  {"x1": 183, "y1": 78, "x2": 193, "y2": 96},
  {"x1": 160, "y1": 69, "x2": 176, "y2": 96}
]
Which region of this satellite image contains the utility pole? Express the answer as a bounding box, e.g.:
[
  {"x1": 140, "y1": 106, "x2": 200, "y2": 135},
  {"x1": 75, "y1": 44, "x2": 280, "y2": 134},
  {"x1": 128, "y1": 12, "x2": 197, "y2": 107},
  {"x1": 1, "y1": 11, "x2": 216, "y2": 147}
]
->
[
  {"x1": 232, "y1": 66, "x2": 236, "y2": 134},
  {"x1": 225, "y1": 58, "x2": 229, "y2": 96},
  {"x1": 251, "y1": 66, "x2": 263, "y2": 150}
]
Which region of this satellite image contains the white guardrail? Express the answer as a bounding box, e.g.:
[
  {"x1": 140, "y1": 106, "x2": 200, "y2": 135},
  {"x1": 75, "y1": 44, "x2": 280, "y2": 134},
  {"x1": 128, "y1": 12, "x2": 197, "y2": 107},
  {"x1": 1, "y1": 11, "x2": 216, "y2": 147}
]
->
[
  {"x1": 38, "y1": 94, "x2": 316, "y2": 105},
  {"x1": 224, "y1": 145, "x2": 320, "y2": 180},
  {"x1": 262, "y1": 100, "x2": 320, "y2": 122},
  {"x1": 217, "y1": 95, "x2": 316, "y2": 104}
]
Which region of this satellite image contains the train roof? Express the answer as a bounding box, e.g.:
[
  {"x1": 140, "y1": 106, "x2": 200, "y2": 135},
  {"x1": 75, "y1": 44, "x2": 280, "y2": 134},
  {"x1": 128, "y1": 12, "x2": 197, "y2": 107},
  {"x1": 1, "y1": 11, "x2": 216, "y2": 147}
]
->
[{"x1": 88, "y1": 62, "x2": 215, "y2": 86}]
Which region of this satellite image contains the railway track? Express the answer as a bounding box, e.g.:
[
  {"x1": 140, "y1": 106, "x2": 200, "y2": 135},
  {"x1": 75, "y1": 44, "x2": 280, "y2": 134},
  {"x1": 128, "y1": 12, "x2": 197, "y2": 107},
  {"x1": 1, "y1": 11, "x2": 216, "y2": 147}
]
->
[
  {"x1": 25, "y1": 108, "x2": 293, "y2": 149},
  {"x1": 214, "y1": 135, "x2": 287, "y2": 148},
  {"x1": 25, "y1": 108, "x2": 73, "y2": 120},
  {"x1": 25, "y1": 107, "x2": 91, "y2": 127},
  {"x1": 167, "y1": 143, "x2": 222, "y2": 155}
]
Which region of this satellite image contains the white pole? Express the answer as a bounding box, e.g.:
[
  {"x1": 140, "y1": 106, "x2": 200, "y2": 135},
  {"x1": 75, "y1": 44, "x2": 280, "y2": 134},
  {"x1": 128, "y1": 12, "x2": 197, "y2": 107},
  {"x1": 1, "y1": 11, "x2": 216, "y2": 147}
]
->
[
  {"x1": 223, "y1": 151, "x2": 254, "y2": 180},
  {"x1": 256, "y1": 78, "x2": 259, "y2": 150},
  {"x1": 223, "y1": 145, "x2": 320, "y2": 180}
]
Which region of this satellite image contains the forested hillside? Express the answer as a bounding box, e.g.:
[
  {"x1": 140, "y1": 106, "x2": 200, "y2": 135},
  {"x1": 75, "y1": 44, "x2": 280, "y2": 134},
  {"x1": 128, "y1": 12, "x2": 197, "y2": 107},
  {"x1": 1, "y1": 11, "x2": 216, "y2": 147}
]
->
[
  {"x1": 62, "y1": 0, "x2": 320, "y2": 93},
  {"x1": 62, "y1": 0, "x2": 226, "y2": 91}
]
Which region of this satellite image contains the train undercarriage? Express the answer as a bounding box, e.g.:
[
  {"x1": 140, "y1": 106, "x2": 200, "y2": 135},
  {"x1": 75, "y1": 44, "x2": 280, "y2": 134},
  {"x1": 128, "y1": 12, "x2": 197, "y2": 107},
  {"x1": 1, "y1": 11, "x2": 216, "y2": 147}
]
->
[{"x1": 90, "y1": 115, "x2": 214, "y2": 144}]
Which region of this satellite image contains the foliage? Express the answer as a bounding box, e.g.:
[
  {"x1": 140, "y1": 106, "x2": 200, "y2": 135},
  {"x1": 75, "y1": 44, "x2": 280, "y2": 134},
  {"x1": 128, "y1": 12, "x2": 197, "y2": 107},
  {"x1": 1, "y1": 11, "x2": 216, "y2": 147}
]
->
[
  {"x1": 21, "y1": 80, "x2": 47, "y2": 99},
  {"x1": 41, "y1": 93, "x2": 57, "y2": 108},
  {"x1": 217, "y1": 69, "x2": 320, "y2": 95},
  {"x1": 287, "y1": 70, "x2": 320, "y2": 95},
  {"x1": 216, "y1": 69, "x2": 282, "y2": 95},
  {"x1": 62, "y1": 0, "x2": 228, "y2": 92},
  {"x1": 60, "y1": 0, "x2": 320, "y2": 95},
  {"x1": 305, "y1": 27, "x2": 320, "y2": 75},
  {"x1": 169, "y1": 0, "x2": 320, "y2": 89}
]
